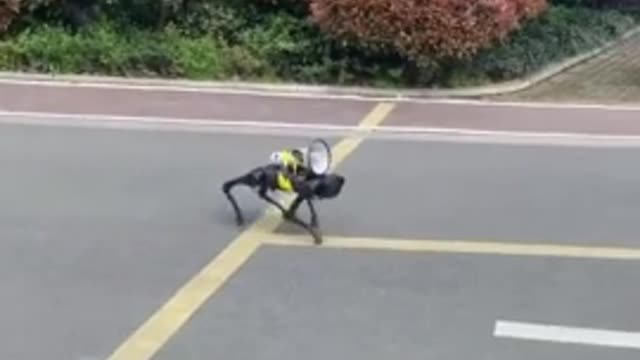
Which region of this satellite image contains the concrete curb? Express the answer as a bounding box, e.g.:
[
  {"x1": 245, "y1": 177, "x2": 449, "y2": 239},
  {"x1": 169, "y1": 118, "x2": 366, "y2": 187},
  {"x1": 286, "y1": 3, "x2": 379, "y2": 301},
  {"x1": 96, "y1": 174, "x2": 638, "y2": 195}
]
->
[{"x1": 1, "y1": 25, "x2": 639, "y2": 100}]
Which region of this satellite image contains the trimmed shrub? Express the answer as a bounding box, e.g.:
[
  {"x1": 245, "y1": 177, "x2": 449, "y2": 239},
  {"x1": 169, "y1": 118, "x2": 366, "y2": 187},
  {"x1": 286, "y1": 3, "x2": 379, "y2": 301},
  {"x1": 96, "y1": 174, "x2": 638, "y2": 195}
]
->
[
  {"x1": 550, "y1": 0, "x2": 640, "y2": 9},
  {"x1": 246, "y1": 0, "x2": 311, "y2": 16},
  {"x1": 0, "y1": 21, "x2": 231, "y2": 78},
  {"x1": 172, "y1": 1, "x2": 249, "y2": 40},
  {"x1": 449, "y1": 5, "x2": 637, "y2": 85},
  {"x1": 0, "y1": 1, "x2": 636, "y2": 88},
  {"x1": 309, "y1": 0, "x2": 548, "y2": 62}
]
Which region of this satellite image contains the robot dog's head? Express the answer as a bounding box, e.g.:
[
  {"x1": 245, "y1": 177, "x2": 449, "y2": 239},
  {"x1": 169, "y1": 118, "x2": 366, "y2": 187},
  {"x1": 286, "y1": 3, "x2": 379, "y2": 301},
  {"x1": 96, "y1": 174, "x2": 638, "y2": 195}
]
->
[{"x1": 313, "y1": 173, "x2": 345, "y2": 199}]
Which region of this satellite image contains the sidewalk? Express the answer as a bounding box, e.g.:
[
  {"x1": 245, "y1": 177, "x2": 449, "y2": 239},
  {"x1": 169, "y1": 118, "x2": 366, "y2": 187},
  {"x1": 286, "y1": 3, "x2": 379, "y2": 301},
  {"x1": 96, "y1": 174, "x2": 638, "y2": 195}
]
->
[{"x1": 494, "y1": 31, "x2": 640, "y2": 104}]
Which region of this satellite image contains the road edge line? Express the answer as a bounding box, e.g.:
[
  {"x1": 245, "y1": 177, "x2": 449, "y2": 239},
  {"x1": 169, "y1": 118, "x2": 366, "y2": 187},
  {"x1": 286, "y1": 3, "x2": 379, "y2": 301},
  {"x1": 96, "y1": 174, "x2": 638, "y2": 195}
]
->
[
  {"x1": 7, "y1": 109, "x2": 640, "y2": 147},
  {"x1": 494, "y1": 320, "x2": 640, "y2": 349}
]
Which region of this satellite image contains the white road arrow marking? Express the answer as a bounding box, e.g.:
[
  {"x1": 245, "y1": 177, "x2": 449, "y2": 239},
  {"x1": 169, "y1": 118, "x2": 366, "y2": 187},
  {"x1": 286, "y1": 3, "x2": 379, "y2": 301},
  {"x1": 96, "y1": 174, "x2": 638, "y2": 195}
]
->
[{"x1": 494, "y1": 320, "x2": 640, "y2": 350}]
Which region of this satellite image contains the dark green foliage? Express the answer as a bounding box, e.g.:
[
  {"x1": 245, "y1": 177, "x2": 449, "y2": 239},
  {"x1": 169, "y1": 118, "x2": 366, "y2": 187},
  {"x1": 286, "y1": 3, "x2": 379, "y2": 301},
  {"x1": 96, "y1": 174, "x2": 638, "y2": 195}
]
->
[
  {"x1": 0, "y1": 0, "x2": 638, "y2": 88},
  {"x1": 550, "y1": 0, "x2": 640, "y2": 10},
  {"x1": 450, "y1": 6, "x2": 636, "y2": 86}
]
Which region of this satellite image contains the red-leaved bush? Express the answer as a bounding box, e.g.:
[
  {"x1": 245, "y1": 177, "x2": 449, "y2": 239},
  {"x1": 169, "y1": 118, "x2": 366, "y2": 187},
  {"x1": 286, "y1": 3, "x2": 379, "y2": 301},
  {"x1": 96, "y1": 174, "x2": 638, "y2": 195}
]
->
[
  {"x1": 0, "y1": 0, "x2": 20, "y2": 33},
  {"x1": 309, "y1": 0, "x2": 548, "y2": 61}
]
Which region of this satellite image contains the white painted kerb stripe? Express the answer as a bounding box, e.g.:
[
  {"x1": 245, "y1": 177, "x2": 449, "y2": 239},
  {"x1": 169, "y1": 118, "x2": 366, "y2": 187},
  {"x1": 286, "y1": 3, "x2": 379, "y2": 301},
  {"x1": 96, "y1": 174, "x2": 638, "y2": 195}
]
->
[
  {"x1": 6, "y1": 110, "x2": 640, "y2": 148},
  {"x1": 494, "y1": 320, "x2": 640, "y2": 349},
  {"x1": 4, "y1": 75, "x2": 640, "y2": 112},
  {"x1": 5, "y1": 110, "x2": 640, "y2": 144}
]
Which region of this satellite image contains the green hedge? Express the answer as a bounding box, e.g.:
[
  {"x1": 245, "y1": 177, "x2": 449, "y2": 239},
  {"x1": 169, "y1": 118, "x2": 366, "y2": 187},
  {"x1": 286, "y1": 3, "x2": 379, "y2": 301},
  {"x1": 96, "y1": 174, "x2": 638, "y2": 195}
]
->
[
  {"x1": 446, "y1": 6, "x2": 637, "y2": 87},
  {"x1": 0, "y1": 5, "x2": 636, "y2": 88},
  {"x1": 0, "y1": 23, "x2": 233, "y2": 78},
  {"x1": 549, "y1": 0, "x2": 639, "y2": 9}
]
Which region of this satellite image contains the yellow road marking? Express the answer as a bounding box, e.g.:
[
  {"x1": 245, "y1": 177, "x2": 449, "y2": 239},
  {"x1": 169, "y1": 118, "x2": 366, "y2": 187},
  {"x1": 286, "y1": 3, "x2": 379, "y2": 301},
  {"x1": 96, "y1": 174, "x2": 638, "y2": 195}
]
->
[
  {"x1": 263, "y1": 234, "x2": 640, "y2": 260},
  {"x1": 106, "y1": 102, "x2": 396, "y2": 360},
  {"x1": 328, "y1": 102, "x2": 396, "y2": 166}
]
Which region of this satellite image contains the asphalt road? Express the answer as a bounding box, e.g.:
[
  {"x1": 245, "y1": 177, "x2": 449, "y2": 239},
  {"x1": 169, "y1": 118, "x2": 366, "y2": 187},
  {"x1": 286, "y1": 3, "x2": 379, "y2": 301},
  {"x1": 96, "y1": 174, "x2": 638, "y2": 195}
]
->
[
  {"x1": 155, "y1": 246, "x2": 640, "y2": 360},
  {"x1": 278, "y1": 138, "x2": 640, "y2": 246},
  {"x1": 2, "y1": 80, "x2": 640, "y2": 360},
  {"x1": 0, "y1": 124, "x2": 317, "y2": 360}
]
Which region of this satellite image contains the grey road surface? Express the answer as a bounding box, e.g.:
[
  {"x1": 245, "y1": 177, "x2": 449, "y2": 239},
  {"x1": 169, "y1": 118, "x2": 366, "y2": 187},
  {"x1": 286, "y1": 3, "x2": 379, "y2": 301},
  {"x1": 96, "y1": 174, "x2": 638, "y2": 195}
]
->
[
  {"x1": 0, "y1": 123, "x2": 314, "y2": 360},
  {"x1": 2, "y1": 84, "x2": 640, "y2": 360},
  {"x1": 156, "y1": 246, "x2": 640, "y2": 360},
  {"x1": 277, "y1": 138, "x2": 640, "y2": 247}
]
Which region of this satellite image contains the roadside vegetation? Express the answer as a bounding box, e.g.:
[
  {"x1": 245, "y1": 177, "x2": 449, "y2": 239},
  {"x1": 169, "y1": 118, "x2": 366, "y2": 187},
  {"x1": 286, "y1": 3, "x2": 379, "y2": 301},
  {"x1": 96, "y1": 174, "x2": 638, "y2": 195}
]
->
[{"x1": 0, "y1": 0, "x2": 637, "y2": 88}]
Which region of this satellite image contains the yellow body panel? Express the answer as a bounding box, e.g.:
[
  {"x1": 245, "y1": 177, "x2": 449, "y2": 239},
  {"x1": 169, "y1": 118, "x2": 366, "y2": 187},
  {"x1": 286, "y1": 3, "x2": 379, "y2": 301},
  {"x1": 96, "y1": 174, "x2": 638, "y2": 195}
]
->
[{"x1": 276, "y1": 173, "x2": 294, "y2": 192}]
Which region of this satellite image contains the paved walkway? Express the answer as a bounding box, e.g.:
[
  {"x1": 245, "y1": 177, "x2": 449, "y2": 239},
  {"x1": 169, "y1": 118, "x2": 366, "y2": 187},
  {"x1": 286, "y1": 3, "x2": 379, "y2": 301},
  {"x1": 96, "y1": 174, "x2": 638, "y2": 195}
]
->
[{"x1": 494, "y1": 30, "x2": 640, "y2": 104}]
